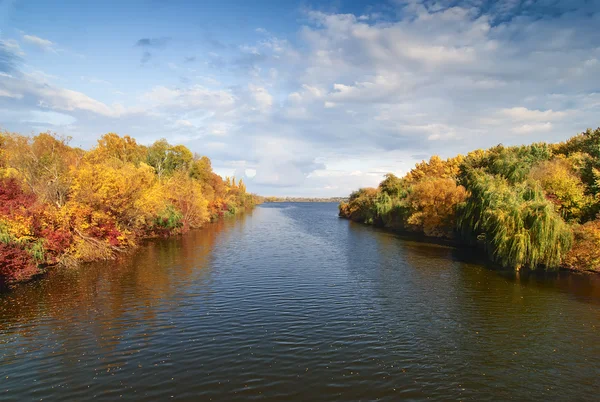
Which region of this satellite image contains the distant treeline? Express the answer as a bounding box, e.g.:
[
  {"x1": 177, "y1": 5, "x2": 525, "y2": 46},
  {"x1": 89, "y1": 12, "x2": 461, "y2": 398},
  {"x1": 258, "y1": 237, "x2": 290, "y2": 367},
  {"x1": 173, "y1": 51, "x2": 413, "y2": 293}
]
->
[
  {"x1": 340, "y1": 128, "x2": 600, "y2": 273},
  {"x1": 264, "y1": 196, "x2": 348, "y2": 203},
  {"x1": 0, "y1": 132, "x2": 260, "y2": 284}
]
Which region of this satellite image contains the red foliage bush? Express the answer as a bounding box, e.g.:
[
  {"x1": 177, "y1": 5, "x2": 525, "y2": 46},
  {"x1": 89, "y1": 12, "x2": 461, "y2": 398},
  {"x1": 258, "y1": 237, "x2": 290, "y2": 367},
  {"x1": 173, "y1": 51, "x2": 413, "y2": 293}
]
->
[
  {"x1": 40, "y1": 228, "x2": 73, "y2": 263},
  {"x1": 0, "y1": 177, "x2": 36, "y2": 216},
  {"x1": 42, "y1": 228, "x2": 72, "y2": 252},
  {"x1": 0, "y1": 242, "x2": 39, "y2": 283},
  {"x1": 87, "y1": 220, "x2": 122, "y2": 247}
]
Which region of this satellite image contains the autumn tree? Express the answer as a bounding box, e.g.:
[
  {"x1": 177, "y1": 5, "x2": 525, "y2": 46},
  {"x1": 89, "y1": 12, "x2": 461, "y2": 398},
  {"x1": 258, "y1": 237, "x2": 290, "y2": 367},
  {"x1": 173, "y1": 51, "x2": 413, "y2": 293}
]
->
[
  {"x1": 189, "y1": 155, "x2": 213, "y2": 183},
  {"x1": 86, "y1": 133, "x2": 146, "y2": 165},
  {"x1": 564, "y1": 221, "x2": 600, "y2": 272},
  {"x1": 405, "y1": 155, "x2": 463, "y2": 184},
  {"x1": 3, "y1": 132, "x2": 81, "y2": 207},
  {"x1": 406, "y1": 178, "x2": 467, "y2": 238},
  {"x1": 70, "y1": 160, "x2": 156, "y2": 227},
  {"x1": 0, "y1": 131, "x2": 7, "y2": 171},
  {"x1": 0, "y1": 130, "x2": 258, "y2": 284},
  {"x1": 553, "y1": 128, "x2": 600, "y2": 197},
  {"x1": 164, "y1": 171, "x2": 209, "y2": 230},
  {"x1": 529, "y1": 158, "x2": 592, "y2": 221}
]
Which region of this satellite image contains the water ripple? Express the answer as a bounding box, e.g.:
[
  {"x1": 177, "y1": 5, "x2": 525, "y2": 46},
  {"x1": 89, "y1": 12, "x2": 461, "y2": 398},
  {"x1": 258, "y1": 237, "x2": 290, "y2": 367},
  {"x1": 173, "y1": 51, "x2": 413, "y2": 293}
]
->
[{"x1": 1, "y1": 203, "x2": 599, "y2": 401}]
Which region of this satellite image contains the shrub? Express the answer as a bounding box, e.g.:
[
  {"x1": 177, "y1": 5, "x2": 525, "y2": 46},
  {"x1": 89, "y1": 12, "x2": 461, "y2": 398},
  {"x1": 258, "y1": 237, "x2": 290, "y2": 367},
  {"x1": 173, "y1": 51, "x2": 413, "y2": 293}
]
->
[
  {"x1": 0, "y1": 242, "x2": 39, "y2": 284},
  {"x1": 339, "y1": 187, "x2": 379, "y2": 224},
  {"x1": 564, "y1": 220, "x2": 600, "y2": 272},
  {"x1": 0, "y1": 177, "x2": 36, "y2": 216}
]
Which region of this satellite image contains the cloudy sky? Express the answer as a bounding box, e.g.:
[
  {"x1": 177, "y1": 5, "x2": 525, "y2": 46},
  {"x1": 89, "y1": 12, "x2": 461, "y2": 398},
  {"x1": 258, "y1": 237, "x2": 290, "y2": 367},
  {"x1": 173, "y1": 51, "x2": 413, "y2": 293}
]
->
[{"x1": 1, "y1": 0, "x2": 599, "y2": 196}]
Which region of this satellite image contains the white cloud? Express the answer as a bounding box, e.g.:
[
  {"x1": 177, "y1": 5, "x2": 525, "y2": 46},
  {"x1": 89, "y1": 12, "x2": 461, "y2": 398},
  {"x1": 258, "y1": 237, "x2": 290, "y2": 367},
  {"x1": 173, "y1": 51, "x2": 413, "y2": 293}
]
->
[
  {"x1": 512, "y1": 122, "x2": 553, "y2": 134},
  {"x1": 141, "y1": 85, "x2": 236, "y2": 111},
  {"x1": 36, "y1": 86, "x2": 115, "y2": 115},
  {"x1": 501, "y1": 107, "x2": 567, "y2": 121},
  {"x1": 240, "y1": 45, "x2": 260, "y2": 55},
  {"x1": 175, "y1": 119, "x2": 194, "y2": 128},
  {"x1": 1, "y1": 74, "x2": 117, "y2": 116},
  {"x1": 0, "y1": 88, "x2": 23, "y2": 99},
  {"x1": 208, "y1": 122, "x2": 233, "y2": 136},
  {"x1": 23, "y1": 70, "x2": 59, "y2": 84},
  {"x1": 27, "y1": 110, "x2": 76, "y2": 126},
  {"x1": 403, "y1": 44, "x2": 476, "y2": 65},
  {"x1": 22, "y1": 34, "x2": 56, "y2": 52},
  {"x1": 248, "y1": 84, "x2": 273, "y2": 112},
  {"x1": 0, "y1": 39, "x2": 25, "y2": 56},
  {"x1": 80, "y1": 76, "x2": 113, "y2": 86}
]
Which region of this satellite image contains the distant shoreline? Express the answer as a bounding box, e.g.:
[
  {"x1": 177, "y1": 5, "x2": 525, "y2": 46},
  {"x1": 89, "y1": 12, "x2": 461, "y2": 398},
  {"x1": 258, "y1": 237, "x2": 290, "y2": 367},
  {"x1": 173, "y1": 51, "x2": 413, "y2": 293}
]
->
[{"x1": 263, "y1": 197, "x2": 347, "y2": 203}]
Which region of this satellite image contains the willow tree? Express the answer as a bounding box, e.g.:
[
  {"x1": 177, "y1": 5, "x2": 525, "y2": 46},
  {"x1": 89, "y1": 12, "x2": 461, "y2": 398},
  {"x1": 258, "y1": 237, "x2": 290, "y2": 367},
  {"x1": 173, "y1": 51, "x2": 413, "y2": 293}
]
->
[{"x1": 458, "y1": 169, "x2": 572, "y2": 270}]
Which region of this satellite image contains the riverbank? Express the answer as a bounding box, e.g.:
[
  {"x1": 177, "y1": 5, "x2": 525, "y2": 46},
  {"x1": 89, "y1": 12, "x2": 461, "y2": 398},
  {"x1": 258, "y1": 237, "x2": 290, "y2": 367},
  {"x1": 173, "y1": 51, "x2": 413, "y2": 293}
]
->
[
  {"x1": 339, "y1": 128, "x2": 600, "y2": 273},
  {"x1": 0, "y1": 131, "x2": 260, "y2": 285},
  {"x1": 0, "y1": 206, "x2": 257, "y2": 291}
]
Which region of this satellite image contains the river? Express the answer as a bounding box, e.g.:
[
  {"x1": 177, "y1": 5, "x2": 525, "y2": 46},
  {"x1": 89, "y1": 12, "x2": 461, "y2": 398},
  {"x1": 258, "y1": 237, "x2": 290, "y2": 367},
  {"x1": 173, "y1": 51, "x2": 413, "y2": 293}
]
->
[{"x1": 1, "y1": 202, "x2": 599, "y2": 401}]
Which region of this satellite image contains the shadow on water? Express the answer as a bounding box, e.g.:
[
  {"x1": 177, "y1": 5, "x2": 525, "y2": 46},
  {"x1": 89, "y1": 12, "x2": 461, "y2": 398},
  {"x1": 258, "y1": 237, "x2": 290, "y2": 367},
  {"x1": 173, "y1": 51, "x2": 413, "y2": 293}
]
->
[
  {"x1": 449, "y1": 241, "x2": 600, "y2": 306},
  {"x1": 346, "y1": 218, "x2": 600, "y2": 306}
]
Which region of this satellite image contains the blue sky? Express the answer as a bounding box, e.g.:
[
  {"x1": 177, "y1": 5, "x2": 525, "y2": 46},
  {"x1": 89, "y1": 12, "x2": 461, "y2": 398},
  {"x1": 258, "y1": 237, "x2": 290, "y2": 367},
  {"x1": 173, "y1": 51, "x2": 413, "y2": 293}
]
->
[{"x1": 1, "y1": 0, "x2": 599, "y2": 196}]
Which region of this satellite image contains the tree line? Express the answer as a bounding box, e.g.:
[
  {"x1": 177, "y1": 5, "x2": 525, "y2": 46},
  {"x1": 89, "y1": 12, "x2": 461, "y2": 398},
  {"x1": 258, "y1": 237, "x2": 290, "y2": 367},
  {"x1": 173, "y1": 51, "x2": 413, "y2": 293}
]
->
[
  {"x1": 339, "y1": 128, "x2": 600, "y2": 272},
  {"x1": 0, "y1": 132, "x2": 259, "y2": 284},
  {"x1": 263, "y1": 196, "x2": 348, "y2": 203}
]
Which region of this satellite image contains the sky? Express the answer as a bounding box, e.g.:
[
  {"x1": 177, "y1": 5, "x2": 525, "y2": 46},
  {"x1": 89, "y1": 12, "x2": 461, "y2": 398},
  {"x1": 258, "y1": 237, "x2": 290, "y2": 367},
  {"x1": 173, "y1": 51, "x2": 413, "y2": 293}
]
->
[{"x1": 0, "y1": 0, "x2": 599, "y2": 197}]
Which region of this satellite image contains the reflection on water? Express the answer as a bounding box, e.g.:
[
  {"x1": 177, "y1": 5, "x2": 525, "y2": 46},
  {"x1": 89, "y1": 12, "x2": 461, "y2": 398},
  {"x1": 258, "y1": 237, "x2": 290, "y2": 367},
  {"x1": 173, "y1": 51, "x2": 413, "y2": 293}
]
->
[
  {"x1": 0, "y1": 203, "x2": 599, "y2": 401},
  {"x1": 1, "y1": 215, "x2": 238, "y2": 329}
]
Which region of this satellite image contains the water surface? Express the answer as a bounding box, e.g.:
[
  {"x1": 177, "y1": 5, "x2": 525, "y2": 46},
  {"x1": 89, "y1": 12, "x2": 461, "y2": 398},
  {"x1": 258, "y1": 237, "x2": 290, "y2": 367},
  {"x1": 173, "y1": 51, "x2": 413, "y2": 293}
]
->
[{"x1": 1, "y1": 203, "x2": 599, "y2": 401}]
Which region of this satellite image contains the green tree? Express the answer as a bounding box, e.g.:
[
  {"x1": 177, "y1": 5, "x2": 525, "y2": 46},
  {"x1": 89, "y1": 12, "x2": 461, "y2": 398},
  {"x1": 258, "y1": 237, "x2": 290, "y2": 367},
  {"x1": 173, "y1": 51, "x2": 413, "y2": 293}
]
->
[
  {"x1": 458, "y1": 170, "x2": 572, "y2": 270},
  {"x1": 146, "y1": 139, "x2": 193, "y2": 178}
]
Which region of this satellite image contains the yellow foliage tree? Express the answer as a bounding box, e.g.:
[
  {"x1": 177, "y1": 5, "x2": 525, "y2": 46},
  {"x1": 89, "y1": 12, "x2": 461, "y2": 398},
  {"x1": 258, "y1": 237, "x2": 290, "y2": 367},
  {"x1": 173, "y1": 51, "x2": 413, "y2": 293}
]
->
[
  {"x1": 529, "y1": 158, "x2": 593, "y2": 221},
  {"x1": 134, "y1": 182, "x2": 169, "y2": 229},
  {"x1": 406, "y1": 178, "x2": 467, "y2": 237},
  {"x1": 70, "y1": 160, "x2": 156, "y2": 226},
  {"x1": 405, "y1": 155, "x2": 463, "y2": 184},
  {"x1": 86, "y1": 133, "x2": 147, "y2": 165},
  {"x1": 3, "y1": 132, "x2": 82, "y2": 207},
  {"x1": 164, "y1": 171, "x2": 209, "y2": 230}
]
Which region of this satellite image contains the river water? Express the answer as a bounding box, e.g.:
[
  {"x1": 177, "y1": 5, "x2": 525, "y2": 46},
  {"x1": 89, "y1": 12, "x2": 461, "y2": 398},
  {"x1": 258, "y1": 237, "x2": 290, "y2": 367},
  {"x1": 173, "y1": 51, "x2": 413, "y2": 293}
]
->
[{"x1": 1, "y1": 203, "x2": 599, "y2": 401}]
